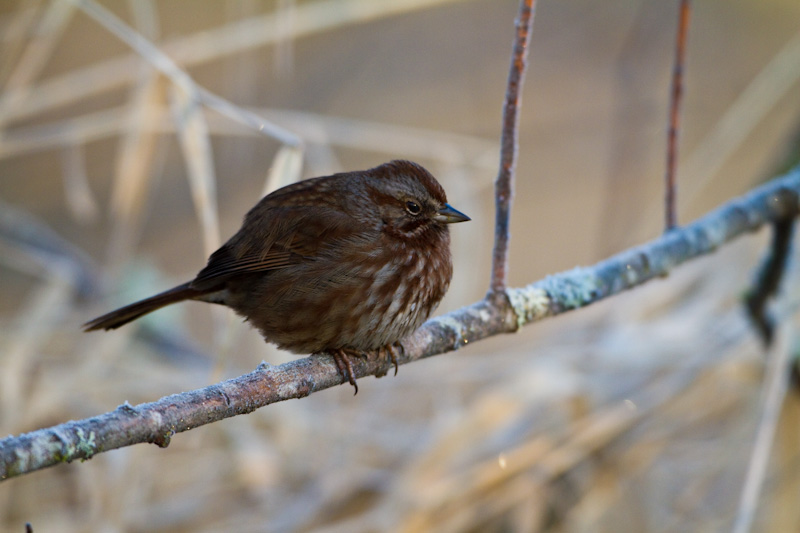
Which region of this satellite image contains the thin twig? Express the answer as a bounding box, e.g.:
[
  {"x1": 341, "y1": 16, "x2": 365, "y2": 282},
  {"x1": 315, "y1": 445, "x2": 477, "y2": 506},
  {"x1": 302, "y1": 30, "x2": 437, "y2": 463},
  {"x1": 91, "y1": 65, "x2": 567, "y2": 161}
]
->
[
  {"x1": 744, "y1": 218, "x2": 794, "y2": 346},
  {"x1": 3, "y1": 163, "x2": 799, "y2": 480},
  {"x1": 664, "y1": 0, "x2": 691, "y2": 231},
  {"x1": 490, "y1": 0, "x2": 536, "y2": 293}
]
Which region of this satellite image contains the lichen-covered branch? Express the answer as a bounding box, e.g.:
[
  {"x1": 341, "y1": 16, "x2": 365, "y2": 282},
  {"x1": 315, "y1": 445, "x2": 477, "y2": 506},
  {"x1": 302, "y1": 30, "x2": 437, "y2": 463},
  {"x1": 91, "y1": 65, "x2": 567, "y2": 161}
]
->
[{"x1": 2, "y1": 164, "x2": 799, "y2": 481}]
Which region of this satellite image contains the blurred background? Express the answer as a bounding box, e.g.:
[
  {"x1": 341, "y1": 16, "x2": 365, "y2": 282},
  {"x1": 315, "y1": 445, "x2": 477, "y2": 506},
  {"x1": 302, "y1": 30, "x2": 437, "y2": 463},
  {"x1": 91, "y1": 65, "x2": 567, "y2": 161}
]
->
[{"x1": 2, "y1": 0, "x2": 800, "y2": 531}]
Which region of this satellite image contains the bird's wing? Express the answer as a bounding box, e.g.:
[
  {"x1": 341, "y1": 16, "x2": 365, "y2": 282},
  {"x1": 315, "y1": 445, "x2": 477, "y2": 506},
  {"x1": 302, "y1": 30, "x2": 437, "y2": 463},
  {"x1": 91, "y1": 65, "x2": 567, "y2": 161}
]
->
[{"x1": 189, "y1": 206, "x2": 361, "y2": 290}]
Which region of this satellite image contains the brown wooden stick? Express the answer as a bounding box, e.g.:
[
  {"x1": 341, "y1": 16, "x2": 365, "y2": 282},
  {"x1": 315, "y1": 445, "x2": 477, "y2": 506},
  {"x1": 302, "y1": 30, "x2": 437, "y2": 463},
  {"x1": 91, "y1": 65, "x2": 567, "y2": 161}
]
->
[
  {"x1": 491, "y1": 0, "x2": 537, "y2": 293},
  {"x1": 665, "y1": 0, "x2": 692, "y2": 231}
]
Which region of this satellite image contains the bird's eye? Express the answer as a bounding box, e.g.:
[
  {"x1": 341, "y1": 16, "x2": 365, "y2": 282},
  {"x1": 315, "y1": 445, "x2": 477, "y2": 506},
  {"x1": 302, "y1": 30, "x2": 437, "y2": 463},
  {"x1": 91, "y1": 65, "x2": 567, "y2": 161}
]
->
[{"x1": 405, "y1": 201, "x2": 421, "y2": 215}]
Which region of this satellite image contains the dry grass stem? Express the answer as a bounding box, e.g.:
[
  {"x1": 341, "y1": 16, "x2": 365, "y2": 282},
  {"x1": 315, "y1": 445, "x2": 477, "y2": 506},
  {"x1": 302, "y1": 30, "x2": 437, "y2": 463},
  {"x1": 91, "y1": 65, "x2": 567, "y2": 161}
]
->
[
  {"x1": 7, "y1": 0, "x2": 470, "y2": 124},
  {"x1": 0, "y1": 105, "x2": 497, "y2": 170},
  {"x1": 169, "y1": 85, "x2": 221, "y2": 255},
  {"x1": 60, "y1": 143, "x2": 100, "y2": 224},
  {"x1": 73, "y1": 0, "x2": 301, "y2": 148},
  {"x1": 683, "y1": 30, "x2": 800, "y2": 208},
  {"x1": 263, "y1": 145, "x2": 304, "y2": 197},
  {"x1": 0, "y1": 0, "x2": 75, "y2": 126},
  {"x1": 106, "y1": 74, "x2": 164, "y2": 272},
  {"x1": 0, "y1": 1, "x2": 45, "y2": 84},
  {"x1": 733, "y1": 242, "x2": 800, "y2": 533},
  {"x1": 0, "y1": 271, "x2": 73, "y2": 430}
]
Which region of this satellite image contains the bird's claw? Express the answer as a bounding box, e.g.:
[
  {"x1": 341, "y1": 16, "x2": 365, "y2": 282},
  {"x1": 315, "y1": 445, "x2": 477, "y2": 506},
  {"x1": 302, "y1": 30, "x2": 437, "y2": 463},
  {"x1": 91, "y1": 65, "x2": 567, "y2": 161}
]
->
[{"x1": 332, "y1": 349, "x2": 359, "y2": 394}]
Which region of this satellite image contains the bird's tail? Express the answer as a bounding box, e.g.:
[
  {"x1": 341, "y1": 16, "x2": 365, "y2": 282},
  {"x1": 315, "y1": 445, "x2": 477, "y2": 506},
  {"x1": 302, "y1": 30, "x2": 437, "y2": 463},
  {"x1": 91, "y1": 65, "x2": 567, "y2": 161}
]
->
[{"x1": 83, "y1": 281, "x2": 203, "y2": 331}]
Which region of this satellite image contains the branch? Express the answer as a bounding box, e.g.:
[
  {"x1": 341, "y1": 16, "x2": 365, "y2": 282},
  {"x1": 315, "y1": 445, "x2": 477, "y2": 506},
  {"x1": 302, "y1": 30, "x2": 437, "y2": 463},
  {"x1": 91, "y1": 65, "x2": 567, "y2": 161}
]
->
[
  {"x1": 491, "y1": 0, "x2": 536, "y2": 293},
  {"x1": 3, "y1": 164, "x2": 799, "y2": 481}
]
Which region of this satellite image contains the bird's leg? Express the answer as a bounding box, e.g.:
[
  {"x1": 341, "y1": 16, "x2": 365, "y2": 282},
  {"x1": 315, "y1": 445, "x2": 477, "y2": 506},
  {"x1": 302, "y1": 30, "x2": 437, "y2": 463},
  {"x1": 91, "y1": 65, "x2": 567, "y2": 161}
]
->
[
  {"x1": 332, "y1": 348, "x2": 360, "y2": 394},
  {"x1": 330, "y1": 345, "x2": 400, "y2": 393}
]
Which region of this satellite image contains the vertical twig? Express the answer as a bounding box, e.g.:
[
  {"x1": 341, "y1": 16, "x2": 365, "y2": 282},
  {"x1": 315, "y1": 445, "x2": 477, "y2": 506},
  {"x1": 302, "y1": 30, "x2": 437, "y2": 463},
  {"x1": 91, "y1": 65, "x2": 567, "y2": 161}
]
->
[
  {"x1": 744, "y1": 218, "x2": 794, "y2": 346},
  {"x1": 664, "y1": 0, "x2": 691, "y2": 231},
  {"x1": 490, "y1": 0, "x2": 536, "y2": 293}
]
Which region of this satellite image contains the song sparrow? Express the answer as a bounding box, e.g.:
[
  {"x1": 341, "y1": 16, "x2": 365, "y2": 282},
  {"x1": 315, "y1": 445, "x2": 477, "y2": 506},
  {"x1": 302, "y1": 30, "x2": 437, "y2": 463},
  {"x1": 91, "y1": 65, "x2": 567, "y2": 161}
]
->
[{"x1": 84, "y1": 160, "x2": 469, "y2": 392}]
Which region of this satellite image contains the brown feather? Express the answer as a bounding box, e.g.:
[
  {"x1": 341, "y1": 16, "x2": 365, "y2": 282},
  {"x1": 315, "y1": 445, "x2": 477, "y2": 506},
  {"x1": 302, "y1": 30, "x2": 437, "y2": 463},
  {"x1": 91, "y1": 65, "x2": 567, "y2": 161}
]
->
[{"x1": 83, "y1": 282, "x2": 207, "y2": 331}]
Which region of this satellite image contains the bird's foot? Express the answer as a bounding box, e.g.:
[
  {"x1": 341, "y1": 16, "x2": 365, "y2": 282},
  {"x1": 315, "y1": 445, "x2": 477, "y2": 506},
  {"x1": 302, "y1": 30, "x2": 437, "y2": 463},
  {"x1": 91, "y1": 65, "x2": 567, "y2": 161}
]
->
[
  {"x1": 331, "y1": 348, "x2": 362, "y2": 395},
  {"x1": 330, "y1": 344, "x2": 402, "y2": 393},
  {"x1": 384, "y1": 343, "x2": 401, "y2": 376}
]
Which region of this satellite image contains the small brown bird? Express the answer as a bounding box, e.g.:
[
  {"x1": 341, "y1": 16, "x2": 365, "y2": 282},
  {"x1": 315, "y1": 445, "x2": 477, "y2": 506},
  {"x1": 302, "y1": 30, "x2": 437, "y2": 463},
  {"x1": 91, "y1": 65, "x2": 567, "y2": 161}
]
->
[{"x1": 84, "y1": 160, "x2": 469, "y2": 392}]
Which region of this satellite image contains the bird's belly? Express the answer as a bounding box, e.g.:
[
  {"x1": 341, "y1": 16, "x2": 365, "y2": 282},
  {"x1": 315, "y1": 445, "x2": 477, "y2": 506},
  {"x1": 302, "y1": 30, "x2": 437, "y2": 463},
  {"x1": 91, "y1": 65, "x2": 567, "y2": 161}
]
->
[{"x1": 226, "y1": 250, "x2": 451, "y2": 354}]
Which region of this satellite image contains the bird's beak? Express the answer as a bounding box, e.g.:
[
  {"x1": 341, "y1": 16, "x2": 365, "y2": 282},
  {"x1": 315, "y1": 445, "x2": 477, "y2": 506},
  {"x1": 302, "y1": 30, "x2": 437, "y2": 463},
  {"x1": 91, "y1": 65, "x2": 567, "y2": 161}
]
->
[{"x1": 434, "y1": 204, "x2": 470, "y2": 224}]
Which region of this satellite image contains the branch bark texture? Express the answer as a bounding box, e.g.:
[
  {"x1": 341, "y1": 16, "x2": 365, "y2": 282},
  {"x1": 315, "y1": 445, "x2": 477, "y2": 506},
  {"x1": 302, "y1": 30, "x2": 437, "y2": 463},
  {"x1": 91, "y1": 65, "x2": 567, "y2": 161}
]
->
[{"x1": 2, "y1": 164, "x2": 799, "y2": 481}]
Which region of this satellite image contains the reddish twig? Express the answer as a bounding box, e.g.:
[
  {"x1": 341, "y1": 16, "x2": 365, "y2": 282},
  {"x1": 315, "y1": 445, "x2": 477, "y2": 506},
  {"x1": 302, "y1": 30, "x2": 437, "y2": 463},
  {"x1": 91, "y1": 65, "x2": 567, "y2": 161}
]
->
[
  {"x1": 665, "y1": 0, "x2": 691, "y2": 231},
  {"x1": 491, "y1": 0, "x2": 536, "y2": 293}
]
